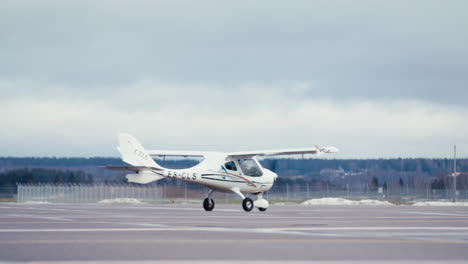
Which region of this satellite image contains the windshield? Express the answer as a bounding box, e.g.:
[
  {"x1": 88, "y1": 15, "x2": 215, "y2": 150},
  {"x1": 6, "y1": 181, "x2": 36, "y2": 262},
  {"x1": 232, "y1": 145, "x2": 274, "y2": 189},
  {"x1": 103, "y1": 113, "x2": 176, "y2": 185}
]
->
[{"x1": 238, "y1": 159, "x2": 263, "y2": 177}]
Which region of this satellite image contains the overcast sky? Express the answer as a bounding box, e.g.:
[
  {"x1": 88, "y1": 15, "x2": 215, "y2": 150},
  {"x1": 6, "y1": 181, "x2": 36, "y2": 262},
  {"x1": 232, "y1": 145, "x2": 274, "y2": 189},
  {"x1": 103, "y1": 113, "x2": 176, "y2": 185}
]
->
[{"x1": 1, "y1": 0, "x2": 467, "y2": 158}]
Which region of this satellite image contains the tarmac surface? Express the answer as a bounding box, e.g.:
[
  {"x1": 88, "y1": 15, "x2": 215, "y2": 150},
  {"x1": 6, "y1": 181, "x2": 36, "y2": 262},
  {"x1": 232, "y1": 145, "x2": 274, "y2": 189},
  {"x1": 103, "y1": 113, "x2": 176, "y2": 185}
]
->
[{"x1": 1, "y1": 202, "x2": 468, "y2": 263}]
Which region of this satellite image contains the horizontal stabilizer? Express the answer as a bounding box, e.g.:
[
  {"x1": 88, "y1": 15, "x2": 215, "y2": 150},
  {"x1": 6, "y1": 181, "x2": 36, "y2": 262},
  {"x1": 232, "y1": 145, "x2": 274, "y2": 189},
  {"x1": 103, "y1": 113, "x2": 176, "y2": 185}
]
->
[{"x1": 126, "y1": 171, "x2": 164, "y2": 184}]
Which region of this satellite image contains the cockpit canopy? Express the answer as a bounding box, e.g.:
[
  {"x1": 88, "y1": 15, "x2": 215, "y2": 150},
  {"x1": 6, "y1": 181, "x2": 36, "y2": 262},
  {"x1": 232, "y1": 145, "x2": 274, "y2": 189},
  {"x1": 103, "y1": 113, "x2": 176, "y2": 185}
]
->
[{"x1": 237, "y1": 158, "x2": 263, "y2": 177}]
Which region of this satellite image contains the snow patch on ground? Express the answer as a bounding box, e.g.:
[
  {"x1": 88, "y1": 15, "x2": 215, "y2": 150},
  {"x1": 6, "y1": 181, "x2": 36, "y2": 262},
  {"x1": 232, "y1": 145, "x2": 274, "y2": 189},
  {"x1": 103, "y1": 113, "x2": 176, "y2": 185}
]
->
[
  {"x1": 272, "y1": 202, "x2": 287, "y2": 206},
  {"x1": 23, "y1": 201, "x2": 51, "y2": 204},
  {"x1": 98, "y1": 198, "x2": 143, "y2": 204},
  {"x1": 301, "y1": 197, "x2": 393, "y2": 206},
  {"x1": 412, "y1": 201, "x2": 468, "y2": 206}
]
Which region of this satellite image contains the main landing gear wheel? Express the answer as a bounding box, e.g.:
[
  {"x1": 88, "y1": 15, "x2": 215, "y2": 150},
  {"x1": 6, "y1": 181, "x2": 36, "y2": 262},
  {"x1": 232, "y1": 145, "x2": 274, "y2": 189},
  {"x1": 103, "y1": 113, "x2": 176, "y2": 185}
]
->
[
  {"x1": 242, "y1": 197, "x2": 254, "y2": 212},
  {"x1": 258, "y1": 207, "x2": 267, "y2": 212},
  {"x1": 203, "y1": 198, "x2": 215, "y2": 211}
]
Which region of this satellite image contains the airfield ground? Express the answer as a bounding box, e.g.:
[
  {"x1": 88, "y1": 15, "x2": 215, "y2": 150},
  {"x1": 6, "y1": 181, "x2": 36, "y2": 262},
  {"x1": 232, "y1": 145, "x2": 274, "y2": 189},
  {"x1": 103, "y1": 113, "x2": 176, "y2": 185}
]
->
[{"x1": 0, "y1": 202, "x2": 468, "y2": 263}]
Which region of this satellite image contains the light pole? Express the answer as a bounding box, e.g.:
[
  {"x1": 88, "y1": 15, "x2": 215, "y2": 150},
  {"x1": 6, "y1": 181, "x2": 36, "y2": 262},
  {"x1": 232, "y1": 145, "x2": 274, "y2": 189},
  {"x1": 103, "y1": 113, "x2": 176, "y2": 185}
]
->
[{"x1": 453, "y1": 145, "x2": 458, "y2": 202}]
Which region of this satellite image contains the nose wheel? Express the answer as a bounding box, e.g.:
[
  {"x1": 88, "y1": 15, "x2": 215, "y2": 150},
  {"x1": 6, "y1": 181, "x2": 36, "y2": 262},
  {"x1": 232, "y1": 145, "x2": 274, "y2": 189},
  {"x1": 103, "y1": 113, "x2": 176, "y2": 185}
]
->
[{"x1": 230, "y1": 187, "x2": 268, "y2": 212}]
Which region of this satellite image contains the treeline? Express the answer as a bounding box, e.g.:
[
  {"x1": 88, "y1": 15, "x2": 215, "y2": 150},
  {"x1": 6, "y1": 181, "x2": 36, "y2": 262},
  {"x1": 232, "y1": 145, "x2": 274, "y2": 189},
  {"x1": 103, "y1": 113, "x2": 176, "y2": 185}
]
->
[
  {"x1": 0, "y1": 157, "x2": 124, "y2": 167},
  {"x1": 0, "y1": 157, "x2": 466, "y2": 192},
  {"x1": 0, "y1": 168, "x2": 94, "y2": 193},
  {"x1": 1, "y1": 157, "x2": 465, "y2": 175},
  {"x1": 259, "y1": 158, "x2": 468, "y2": 190},
  {"x1": 260, "y1": 158, "x2": 467, "y2": 177}
]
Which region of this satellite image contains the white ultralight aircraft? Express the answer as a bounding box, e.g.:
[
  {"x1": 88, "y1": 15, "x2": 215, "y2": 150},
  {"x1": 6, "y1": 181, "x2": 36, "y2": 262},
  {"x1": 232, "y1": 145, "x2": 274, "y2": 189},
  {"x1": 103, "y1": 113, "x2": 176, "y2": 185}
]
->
[{"x1": 105, "y1": 134, "x2": 338, "y2": 212}]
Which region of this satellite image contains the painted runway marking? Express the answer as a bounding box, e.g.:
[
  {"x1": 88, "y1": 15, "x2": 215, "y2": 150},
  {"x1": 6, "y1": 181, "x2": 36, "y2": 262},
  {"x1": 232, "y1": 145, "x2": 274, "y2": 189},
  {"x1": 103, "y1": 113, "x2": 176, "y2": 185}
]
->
[
  {"x1": 105, "y1": 219, "x2": 468, "y2": 223},
  {"x1": 2, "y1": 226, "x2": 468, "y2": 233},
  {"x1": 20, "y1": 261, "x2": 468, "y2": 264},
  {"x1": 5, "y1": 214, "x2": 73, "y2": 221},
  {"x1": 93, "y1": 221, "x2": 169, "y2": 228},
  {"x1": 54, "y1": 215, "x2": 468, "y2": 220},
  {"x1": 0, "y1": 238, "x2": 464, "y2": 245},
  {"x1": 270, "y1": 227, "x2": 468, "y2": 231},
  {"x1": 0, "y1": 222, "x2": 92, "y2": 224},
  {"x1": 407, "y1": 211, "x2": 468, "y2": 217}
]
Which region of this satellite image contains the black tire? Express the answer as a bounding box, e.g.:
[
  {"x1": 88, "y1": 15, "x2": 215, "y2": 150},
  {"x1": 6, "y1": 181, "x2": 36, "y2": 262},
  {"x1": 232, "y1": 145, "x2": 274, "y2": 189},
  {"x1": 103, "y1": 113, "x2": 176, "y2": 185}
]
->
[
  {"x1": 203, "y1": 198, "x2": 215, "y2": 211},
  {"x1": 258, "y1": 207, "x2": 267, "y2": 212},
  {"x1": 242, "y1": 197, "x2": 254, "y2": 212}
]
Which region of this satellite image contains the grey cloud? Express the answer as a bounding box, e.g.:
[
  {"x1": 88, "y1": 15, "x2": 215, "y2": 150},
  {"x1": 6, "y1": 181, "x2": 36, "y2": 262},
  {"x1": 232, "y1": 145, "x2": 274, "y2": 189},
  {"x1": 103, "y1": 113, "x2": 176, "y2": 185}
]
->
[
  {"x1": 1, "y1": 87, "x2": 467, "y2": 157},
  {"x1": 1, "y1": 0, "x2": 468, "y2": 157},
  {"x1": 1, "y1": 1, "x2": 467, "y2": 91}
]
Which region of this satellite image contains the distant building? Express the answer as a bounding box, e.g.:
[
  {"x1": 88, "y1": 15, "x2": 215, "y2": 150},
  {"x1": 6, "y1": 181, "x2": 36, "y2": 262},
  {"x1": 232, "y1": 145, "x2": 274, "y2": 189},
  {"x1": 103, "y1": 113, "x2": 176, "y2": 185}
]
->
[{"x1": 320, "y1": 167, "x2": 345, "y2": 180}]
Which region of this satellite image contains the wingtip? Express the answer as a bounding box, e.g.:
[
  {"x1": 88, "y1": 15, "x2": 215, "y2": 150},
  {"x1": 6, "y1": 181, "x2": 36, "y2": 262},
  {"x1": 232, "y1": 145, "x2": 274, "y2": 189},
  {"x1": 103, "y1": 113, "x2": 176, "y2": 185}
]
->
[{"x1": 327, "y1": 147, "x2": 339, "y2": 153}]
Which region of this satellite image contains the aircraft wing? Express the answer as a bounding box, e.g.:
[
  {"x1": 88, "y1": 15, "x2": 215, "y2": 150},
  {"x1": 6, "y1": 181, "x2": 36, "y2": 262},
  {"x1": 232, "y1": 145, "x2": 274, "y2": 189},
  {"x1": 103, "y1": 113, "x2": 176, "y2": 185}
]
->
[
  {"x1": 146, "y1": 150, "x2": 211, "y2": 157},
  {"x1": 227, "y1": 147, "x2": 339, "y2": 158}
]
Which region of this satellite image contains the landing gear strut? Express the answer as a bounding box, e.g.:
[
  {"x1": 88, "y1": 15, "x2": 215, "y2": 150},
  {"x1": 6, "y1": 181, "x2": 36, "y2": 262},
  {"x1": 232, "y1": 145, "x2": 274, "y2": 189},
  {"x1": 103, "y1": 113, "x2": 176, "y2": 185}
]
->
[
  {"x1": 203, "y1": 189, "x2": 215, "y2": 211},
  {"x1": 231, "y1": 187, "x2": 252, "y2": 212},
  {"x1": 230, "y1": 187, "x2": 269, "y2": 212}
]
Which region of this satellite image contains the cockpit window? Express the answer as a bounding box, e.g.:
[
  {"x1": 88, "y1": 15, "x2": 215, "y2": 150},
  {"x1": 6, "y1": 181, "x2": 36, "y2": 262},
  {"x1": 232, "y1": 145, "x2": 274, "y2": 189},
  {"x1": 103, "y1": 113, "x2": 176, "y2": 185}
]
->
[
  {"x1": 238, "y1": 159, "x2": 263, "y2": 177},
  {"x1": 224, "y1": 161, "x2": 237, "y2": 171}
]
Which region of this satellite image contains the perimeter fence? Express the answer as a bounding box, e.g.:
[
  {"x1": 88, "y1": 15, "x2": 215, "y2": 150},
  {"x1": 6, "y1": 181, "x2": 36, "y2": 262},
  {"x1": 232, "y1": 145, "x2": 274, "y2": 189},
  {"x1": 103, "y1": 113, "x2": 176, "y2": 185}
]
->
[
  {"x1": 13, "y1": 183, "x2": 468, "y2": 203},
  {"x1": 16, "y1": 183, "x2": 163, "y2": 203}
]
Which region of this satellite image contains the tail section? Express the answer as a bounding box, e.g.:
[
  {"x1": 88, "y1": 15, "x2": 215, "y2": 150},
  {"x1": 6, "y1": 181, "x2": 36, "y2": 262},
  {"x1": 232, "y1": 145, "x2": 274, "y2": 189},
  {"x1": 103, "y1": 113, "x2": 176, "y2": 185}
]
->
[
  {"x1": 116, "y1": 133, "x2": 165, "y2": 184},
  {"x1": 117, "y1": 133, "x2": 162, "y2": 169}
]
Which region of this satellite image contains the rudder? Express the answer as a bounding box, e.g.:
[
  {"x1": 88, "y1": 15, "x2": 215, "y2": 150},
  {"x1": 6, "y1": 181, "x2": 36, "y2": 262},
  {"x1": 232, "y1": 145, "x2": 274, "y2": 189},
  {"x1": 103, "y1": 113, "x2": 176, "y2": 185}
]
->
[{"x1": 117, "y1": 133, "x2": 161, "y2": 169}]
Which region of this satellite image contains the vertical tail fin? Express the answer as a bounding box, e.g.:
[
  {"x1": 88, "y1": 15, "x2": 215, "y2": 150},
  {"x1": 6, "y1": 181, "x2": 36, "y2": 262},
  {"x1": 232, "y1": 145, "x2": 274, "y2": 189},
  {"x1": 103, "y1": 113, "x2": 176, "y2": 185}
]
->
[{"x1": 117, "y1": 133, "x2": 162, "y2": 169}]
